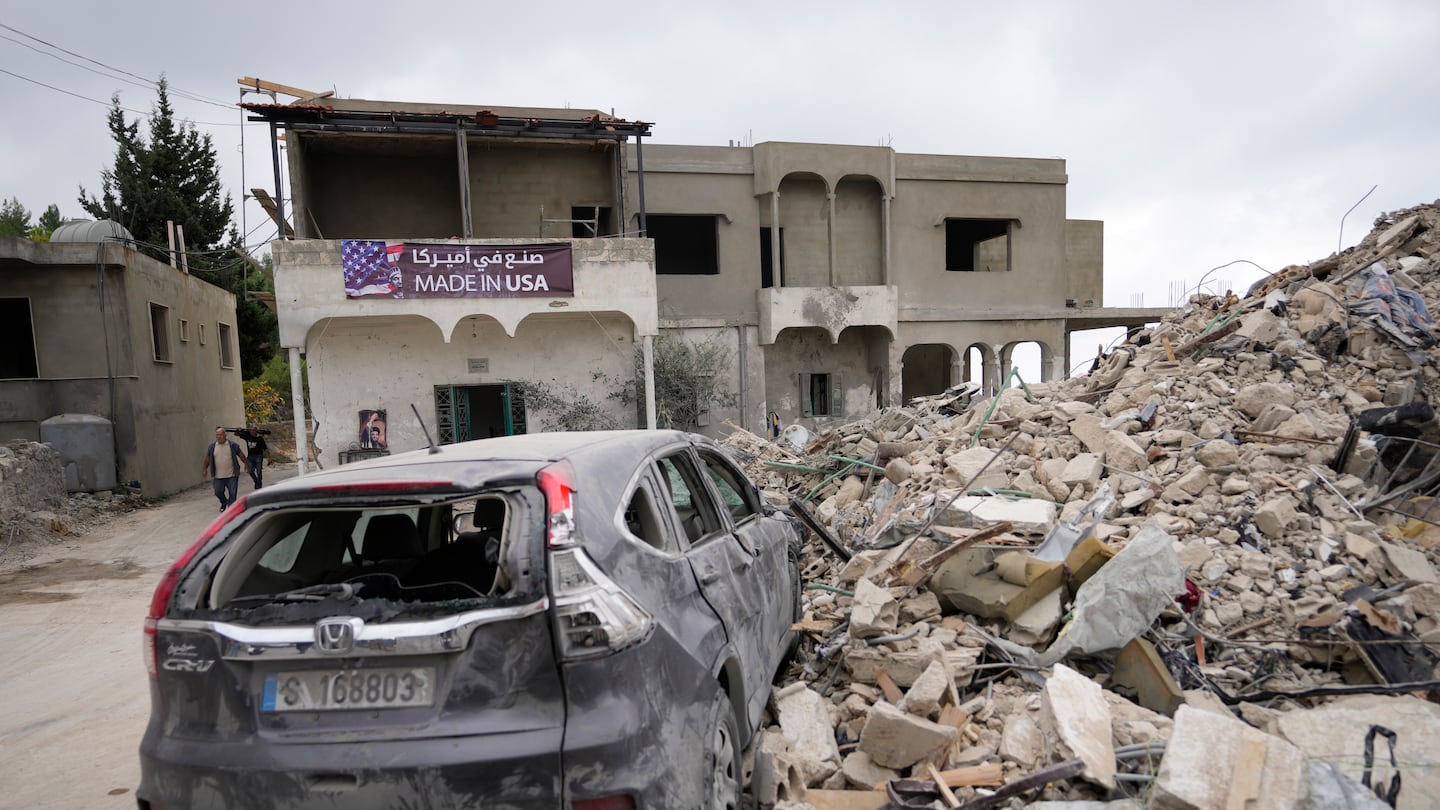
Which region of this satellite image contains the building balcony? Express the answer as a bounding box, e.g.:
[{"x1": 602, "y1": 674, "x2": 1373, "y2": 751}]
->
[{"x1": 757, "y1": 285, "x2": 898, "y2": 345}]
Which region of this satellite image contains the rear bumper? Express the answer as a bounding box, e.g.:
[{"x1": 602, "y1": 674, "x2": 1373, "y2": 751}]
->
[{"x1": 137, "y1": 726, "x2": 562, "y2": 810}]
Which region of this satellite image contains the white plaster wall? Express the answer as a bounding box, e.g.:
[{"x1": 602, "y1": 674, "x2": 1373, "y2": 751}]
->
[
  {"x1": 307, "y1": 313, "x2": 637, "y2": 465},
  {"x1": 763, "y1": 327, "x2": 885, "y2": 431}
]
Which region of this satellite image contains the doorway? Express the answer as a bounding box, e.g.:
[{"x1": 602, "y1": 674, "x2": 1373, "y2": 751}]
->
[{"x1": 433, "y1": 383, "x2": 528, "y2": 443}]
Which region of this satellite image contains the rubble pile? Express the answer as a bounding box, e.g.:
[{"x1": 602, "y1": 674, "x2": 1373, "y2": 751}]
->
[
  {"x1": 0, "y1": 441, "x2": 141, "y2": 564},
  {"x1": 727, "y1": 202, "x2": 1440, "y2": 809}
]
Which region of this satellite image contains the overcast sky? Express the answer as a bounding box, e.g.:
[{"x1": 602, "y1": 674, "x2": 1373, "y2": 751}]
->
[{"x1": 3, "y1": 2, "x2": 1437, "y2": 370}]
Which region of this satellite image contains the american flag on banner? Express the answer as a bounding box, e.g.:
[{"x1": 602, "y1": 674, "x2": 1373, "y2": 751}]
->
[{"x1": 342, "y1": 240, "x2": 404, "y2": 298}]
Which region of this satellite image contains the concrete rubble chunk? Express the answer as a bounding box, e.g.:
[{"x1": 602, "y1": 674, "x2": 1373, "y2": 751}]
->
[
  {"x1": 839, "y1": 750, "x2": 897, "y2": 790},
  {"x1": 1254, "y1": 495, "x2": 1298, "y2": 539},
  {"x1": 1105, "y1": 431, "x2": 1149, "y2": 472},
  {"x1": 942, "y1": 495, "x2": 1058, "y2": 534},
  {"x1": 856, "y1": 701, "x2": 958, "y2": 770},
  {"x1": 774, "y1": 684, "x2": 842, "y2": 786},
  {"x1": 1368, "y1": 542, "x2": 1439, "y2": 585},
  {"x1": 898, "y1": 660, "x2": 951, "y2": 719},
  {"x1": 944, "y1": 446, "x2": 1008, "y2": 490},
  {"x1": 1151, "y1": 705, "x2": 1306, "y2": 810},
  {"x1": 1041, "y1": 664, "x2": 1115, "y2": 789},
  {"x1": 999, "y1": 712, "x2": 1044, "y2": 768},
  {"x1": 1276, "y1": 695, "x2": 1440, "y2": 810},
  {"x1": 1059, "y1": 453, "x2": 1105, "y2": 488},
  {"x1": 849, "y1": 578, "x2": 899, "y2": 639},
  {"x1": 1193, "y1": 439, "x2": 1239, "y2": 469},
  {"x1": 1234, "y1": 382, "x2": 1299, "y2": 419}
]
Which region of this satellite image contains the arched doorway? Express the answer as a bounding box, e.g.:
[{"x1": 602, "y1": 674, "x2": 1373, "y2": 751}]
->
[{"x1": 901, "y1": 344, "x2": 954, "y2": 401}]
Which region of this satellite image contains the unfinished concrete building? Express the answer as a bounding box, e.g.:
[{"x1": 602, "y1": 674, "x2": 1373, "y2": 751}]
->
[{"x1": 244, "y1": 97, "x2": 1163, "y2": 466}]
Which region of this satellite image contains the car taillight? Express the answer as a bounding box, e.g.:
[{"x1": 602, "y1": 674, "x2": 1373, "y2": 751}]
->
[
  {"x1": 573, "y1": 796, "x2": 636, "y2": 810},
  {"x1": 145, "y1": 495, "x2": 248, "y2": 678},
  {"x1": 537, "y1": 462, "x2": 577, "y2": 548},
  {"x1": 549, "y1": 548, "x2": 652, "y2": 660}
]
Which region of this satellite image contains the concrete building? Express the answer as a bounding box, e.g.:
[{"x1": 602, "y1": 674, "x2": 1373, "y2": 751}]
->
[
  {"x1": 0, "y1": 228, "x2": 245, "y2": 495},
  {"x1": 244, "y1": 98, "x2": 1164, "y2": 468}
]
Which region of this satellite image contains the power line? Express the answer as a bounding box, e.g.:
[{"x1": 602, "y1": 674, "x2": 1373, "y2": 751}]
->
[
  {"x1": 0, "y1": 22, "x2": 233, "y2": 109},
  {"x1": 0, "y1": 66, "x2": 241, "y2": 127}
]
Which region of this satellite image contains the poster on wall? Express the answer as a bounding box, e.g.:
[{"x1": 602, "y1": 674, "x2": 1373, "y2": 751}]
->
[
  {"x1": 341, "y1": 240, "x2": 574, "y2": 299},
  {"x1": 359, "y1": 410, "x2": 387, "y2": 449}
]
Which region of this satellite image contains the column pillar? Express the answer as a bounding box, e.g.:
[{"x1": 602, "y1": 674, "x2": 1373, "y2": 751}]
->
[
  {"x1": 288, "y1": 346, "x2": 308, "y2": 475},
  {"x1": 642, "y1": 334, "x2": 657, "y2": 429},
  {"x1": 827, "y1": 191, "x2": 837, "y2": 286},
  {"x1": 770, "y1": 191, "x2": 782, "y2": 286}
]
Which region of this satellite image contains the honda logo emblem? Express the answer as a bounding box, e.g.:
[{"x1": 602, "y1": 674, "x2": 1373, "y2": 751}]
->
[{"x1": 315, "y1": 617, "x2": 361, "y2": 654}]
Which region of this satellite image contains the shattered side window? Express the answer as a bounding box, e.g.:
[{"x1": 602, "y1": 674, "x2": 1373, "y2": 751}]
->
[{"x1": 696, "y1": 450, "x2": 758, "y2": 523}]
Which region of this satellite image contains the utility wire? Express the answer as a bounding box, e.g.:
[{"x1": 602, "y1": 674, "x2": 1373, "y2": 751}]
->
[
  {"x1": 0, "y1": 22, "x2": 232, "y2": 109},
  {"x1": 0, "y1": 32, "x2": 233, "y2": 111},
  {"x1": 0, "y1": 66, "x2": 241, "y2": 126}
]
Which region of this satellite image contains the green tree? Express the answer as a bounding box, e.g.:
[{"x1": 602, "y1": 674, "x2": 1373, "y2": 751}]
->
[
  {"x1": 607, "y1": 332, "x2": 737, "y2": 431},
  {"x1": 28, "y1": 204, "x2": 63, "y2": 241},
  {"x1": 79, "y1": 78, "x2": 234, "y2": 262},
  {"x1": 79, "y1": 80, "x2": 281, "y2": 375},
  {"x1": 0, "y1": 197, "x2": 31, "y2": 237}
]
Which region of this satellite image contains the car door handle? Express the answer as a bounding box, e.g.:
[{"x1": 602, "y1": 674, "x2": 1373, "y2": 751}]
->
[{"x1": 699, "y1": 562, "x2": 723, "y2": 584}]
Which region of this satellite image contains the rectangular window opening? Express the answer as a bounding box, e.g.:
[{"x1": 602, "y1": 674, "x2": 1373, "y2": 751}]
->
[
  {"x1": 570, "y1": 205, "x2": 612, "y2": 238},
  {"x1": 945, "y1": 218, "x2": 1011, "y2": 272},
  {"x1": 218, "y1": 322, "x2": 234, "y2": 369},
  {"x1": 199, "y1": 323, "x2": 207, "y2": 346},
  {"x1": 150, "y1": 302, "x2": 172, "y2": 363},
  {"x1": 0, "y1": 298, "x2": 39, "y2": 378},
  {"x1": 759, "y1": 226, "x2": 785, "y2": 288},
  {"x1": 179, "y1": 319, "x2": 190, "y2": 342},
  {"x1": 799, "y1": 372, "x2": 843, "y2": 417},
  {"x1": 648, "y1": 214, "x2": 719, "y2": 275}
]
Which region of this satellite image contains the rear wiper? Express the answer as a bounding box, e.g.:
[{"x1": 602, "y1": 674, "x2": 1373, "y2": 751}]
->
[{"x1": 229, "y1": 582, "x2": 358, "y2": 605}]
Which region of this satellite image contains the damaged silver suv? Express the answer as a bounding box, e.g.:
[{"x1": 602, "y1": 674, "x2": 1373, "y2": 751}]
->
[{"x1": 138, "y1": 430, "x2": 802, "y2": 809}]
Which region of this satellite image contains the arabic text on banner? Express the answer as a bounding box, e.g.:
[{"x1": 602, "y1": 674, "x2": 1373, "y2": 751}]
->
[{"x1": 341, "y1": 241, "x2": 575, "y2": 299}]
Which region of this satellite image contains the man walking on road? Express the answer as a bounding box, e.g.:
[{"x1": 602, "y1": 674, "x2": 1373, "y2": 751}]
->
[
  {"x1": 233, "y1": 425, "x2": 271, "y2": 489},
  {"x1": 202, "y1": 427, "x2": 245, "y2": 511}
]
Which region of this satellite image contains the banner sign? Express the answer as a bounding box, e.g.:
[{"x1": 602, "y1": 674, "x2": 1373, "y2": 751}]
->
[{"x1": 341, "y1": 240, "x2": 574, "y2": 299}]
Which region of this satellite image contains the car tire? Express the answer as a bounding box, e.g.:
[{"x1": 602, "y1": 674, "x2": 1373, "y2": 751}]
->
[{"x1": 705, "y1": 690, "x2": 742, "y2": 810}]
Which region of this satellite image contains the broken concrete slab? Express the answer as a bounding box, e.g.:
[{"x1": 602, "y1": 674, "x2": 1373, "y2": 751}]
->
[
  {"x1": 1276, "y1": 695, "x2": 1440, "y2": 810},
  {"x1": 838, "y1": 750, "x2": 897, "y2": 790},
  {"x1": 1152, "y1": 705, "x2": 1306, "y2": 810},
  {"x1": 898, "y1": 660, "x2": 951, "y2": 719},
  {"x1": 999, "y1": 711, "x2": 1044, "y2": 768},
  {"x1": 856, "y1": 700, "x2": 959, "y2": 770},
  {"x1": 849, "y1": 578, "x2": 899, "y2": 639},
  {"x1": 941, "y1": 494, "x2": 1058, "y2": 534},
  {"x1": 1059, "y1": 453, "x2": 1105, "y2": 488},
  {"x1": 1041, "y1": 664, "x2": 1115, "y2": 789},
  {"x1": 1368, "y1": 541, "x2": 1439, "y2": 585},
  {"x1": 944, "y1": 446, "x2": 1009, "y2": 490},
  {"x1": 773, "y1": 683, "x2": 842, "y2": 786}
]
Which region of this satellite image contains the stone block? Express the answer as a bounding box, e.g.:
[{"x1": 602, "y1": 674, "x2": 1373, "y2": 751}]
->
[
  {"x1": 899, "y1": 660, "x2": 951, "y2": 719},
  {"x1": 1152, "y1": 705, "x2": 1306, "y2": 810},
  {"x1": 942, "y1": 495, "x2": 1058, "y2": 535},
  {"x1": 1194, "y1": 440, "x2": 1239, "y2": 469},
  {"x1": 1059, "y1": 453, "x2": 1104, "y2": 487},
  {"x1": 999, "y1": 712, "x2": 1043, "y2": 768},
  {"x1": 839, "y1": 750, "x2": 897, "y2": 790},
  {"x1": 1042, "y1": 664, "x2": 1115, "y2": 789},
  {"x1": 944, "y1": 446, "x2": 1009, "y2": 490},
  {"x1": 1368, "y1": 542, "x2": 1439, "y2": 585},
  {"x1": 856, "y1": 701, "x2": 958, "y2": 770},
  {"x1": 773, "y1": 684, "x2": 842, "y2": 786},
  {"x1": 1254, "y1": 496, "x2": 1297, "y2": 538},
  {"x1": 1105, "y1": 431, "x2": 1149, "y2": 472},
  {"x1": 849, "y1": 578, "x2": 898, "y2": 639},
  {"x1": 1233, "y1": 382, "x2": 1298, "y2": 419},
  {"x1": 1277, "y1": 695, "x2": 1440, "y2": 810}
]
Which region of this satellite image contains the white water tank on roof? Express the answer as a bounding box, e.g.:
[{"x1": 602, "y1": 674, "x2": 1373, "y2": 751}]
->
[
  {"x1": 48, "y1": 219, "x2": 134, "y2": 244},
  {"x1": 40, "y1": 413, "x2": 116, "y2": 492}
]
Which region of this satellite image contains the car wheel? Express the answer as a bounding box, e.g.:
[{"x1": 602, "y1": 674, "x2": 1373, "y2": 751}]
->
[{"x1": 706, "y1": 690, "x2": 742, "y2": 810}]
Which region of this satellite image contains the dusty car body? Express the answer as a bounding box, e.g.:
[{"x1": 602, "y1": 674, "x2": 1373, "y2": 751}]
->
[{"x1": 137, "y1": 430, "x2": 802, "y2": 809}]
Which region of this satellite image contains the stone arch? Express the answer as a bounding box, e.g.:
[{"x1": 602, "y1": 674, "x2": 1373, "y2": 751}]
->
[
  {"x1": 901, "y1": 343, "x2": 955, "y2": 401},
  {"x1": 999, "y1": 339, "x2": 1061, "y2": 384},
  {"x1": 834, "y1": 174, "x2": 884, "y2": 286},
  {"x1": 776, "y1": 172, "x2": 830, "y2": 287},
  {"x1": 963, "y1": 342, "x2": 1000, "y2": 394}
]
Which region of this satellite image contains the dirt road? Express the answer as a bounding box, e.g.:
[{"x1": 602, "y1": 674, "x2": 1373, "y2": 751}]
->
[{"x1": 0, "y1": 465, "x2": 299, "y2": 809}]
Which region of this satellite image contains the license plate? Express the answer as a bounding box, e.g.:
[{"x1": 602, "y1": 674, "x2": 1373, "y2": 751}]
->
[{"x1": 262, "y1": 667, "x2": 435, "y2": 712}]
